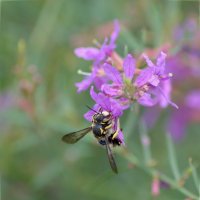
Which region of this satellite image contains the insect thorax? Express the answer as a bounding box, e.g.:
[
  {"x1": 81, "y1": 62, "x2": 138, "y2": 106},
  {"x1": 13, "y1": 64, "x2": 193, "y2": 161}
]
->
[{"x1": 92, "y1": 110, "x2": 113, "y2": 138}]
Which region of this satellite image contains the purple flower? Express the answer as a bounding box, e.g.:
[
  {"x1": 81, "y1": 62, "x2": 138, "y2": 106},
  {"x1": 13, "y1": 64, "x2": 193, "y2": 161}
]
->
[
  {"x1": 135, "y1": 52, "x2": 178, "y2": 108},
  {"x1": 75, "y1": 20, "x2": 120, "y2": 63},
  {"x1": 101, "y1": 54, "x2": 135, "y2": 106},
  {"x1": 84, "y1": 86, "x2": 125, "y2": 144},
  {"x1": 75, "y1": 20, "x2": 120, "y2": 92}
]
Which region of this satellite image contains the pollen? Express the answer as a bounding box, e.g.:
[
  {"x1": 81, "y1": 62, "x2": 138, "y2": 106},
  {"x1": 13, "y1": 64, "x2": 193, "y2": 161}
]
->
[
  {"x1": 168, "y1": 73, "x2": 173, "y2": 77},
  {"x1": 102, "y1": 110, "x2": 109, "y2": 116},
  {"x1": 97, "y1": 68, "x2": 105, "y2": 77}
]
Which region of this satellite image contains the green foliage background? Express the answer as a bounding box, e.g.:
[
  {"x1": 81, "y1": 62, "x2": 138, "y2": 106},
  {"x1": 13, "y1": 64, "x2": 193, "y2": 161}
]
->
[{"x1": 1, "y1": 0, "x2": 200, "y2": 199}]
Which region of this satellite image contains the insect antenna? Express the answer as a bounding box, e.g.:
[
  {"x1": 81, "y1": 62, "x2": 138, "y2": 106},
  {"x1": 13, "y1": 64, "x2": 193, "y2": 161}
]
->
[{"x1": 86, "y1": 105, "x2": 99, "y2": 114}]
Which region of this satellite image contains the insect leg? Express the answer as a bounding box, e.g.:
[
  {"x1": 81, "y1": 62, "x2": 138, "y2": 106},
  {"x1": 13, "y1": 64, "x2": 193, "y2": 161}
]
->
[{"x1": 112, "y1": 118, "x2": 120, "y2": 139}]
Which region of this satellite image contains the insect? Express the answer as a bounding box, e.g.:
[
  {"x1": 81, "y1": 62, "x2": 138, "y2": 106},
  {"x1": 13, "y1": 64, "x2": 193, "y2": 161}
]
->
[{"x1": 62, "y1": 108, "x2": 122, "y2": 174}]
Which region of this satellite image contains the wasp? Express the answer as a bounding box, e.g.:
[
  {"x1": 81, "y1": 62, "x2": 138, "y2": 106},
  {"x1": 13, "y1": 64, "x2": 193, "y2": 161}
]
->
[{"x1": 62, "y1": 108, "x2": 122, "y2": 174}]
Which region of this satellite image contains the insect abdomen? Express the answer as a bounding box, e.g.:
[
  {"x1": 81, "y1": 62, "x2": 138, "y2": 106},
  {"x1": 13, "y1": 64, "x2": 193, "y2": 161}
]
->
[{"x1": 92, "y1": 124, "x2": 104, "y2": 137}]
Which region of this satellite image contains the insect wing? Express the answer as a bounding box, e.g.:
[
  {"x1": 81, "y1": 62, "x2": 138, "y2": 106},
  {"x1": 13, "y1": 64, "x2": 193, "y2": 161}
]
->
[
  {"x1": 105, "y1": 135, "x2": 118, "y2": 174},
  {"x1": 62, "y1": 127, "x2": 92, "y2": 144}
]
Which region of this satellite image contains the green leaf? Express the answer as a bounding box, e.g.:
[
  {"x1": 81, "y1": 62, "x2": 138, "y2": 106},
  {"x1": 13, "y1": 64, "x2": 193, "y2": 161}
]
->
[
  {"x1": 189, "y1": 158, "x2": 200, "y2": 195},
  {"x1": 120, "y1": 27, "x2": 142, "y2": 53},
  {"x1": 139, "y1": 120, "x2": 152, "y2": 166},
  {"x1": 166, "y1": 133, "x2": 181, "y2": 181}
]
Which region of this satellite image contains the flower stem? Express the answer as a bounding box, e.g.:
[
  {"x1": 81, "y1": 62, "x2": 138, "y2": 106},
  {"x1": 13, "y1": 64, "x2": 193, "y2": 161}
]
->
[
  {"x1": 166, "y1": 133, "x2": 181, "y2": 181},
  {"x1": 120, "y1": 149, "x2": 199, "y2": 200},
  {"x1": 139, "y1": 120, "x2": 153, "y2": 166}
]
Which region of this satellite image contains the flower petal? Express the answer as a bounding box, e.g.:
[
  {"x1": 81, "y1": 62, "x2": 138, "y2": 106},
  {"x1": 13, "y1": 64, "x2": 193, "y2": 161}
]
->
[
  {"x1": 110, "y1": 20, "x2": 120, "y2": 45},
  {"x1": 138, "y1": 93, "x2": 157, "y2": 107},
  {"x1": 101, "y1": 83, "x2": 122, "y2": 97},
  {"x1": 143, "y1": 54, "x2": 155, "y2": 68},
  {"x1": 90, "y1": 86, "x2": 99, "y2": 102},
  {"x1": 110, "y1": 98, "x2": 123, "y2": 117},
  {"x1": 90, "y1": 87, "x2": 111, "y2": 111},
  {"x1": 185, "y1": 90, "x2": 200, "y2": 109},
  {"x1": 75, "y1": 76, "x2": 93, "y2": 93},
  {"x1": 148, "y1": 75, "x2": 160, "y2": 87},
  {"x1": 91, "y1": 89, "x2": 123, "y2": 117},
  {"x1": 135, "y1": 67, "x2": 154, "y2": 87},
  {"x1": 98, "y1": 93, "x2": 112, "y2": 111},
  {"x1": 84, "y1": 104, "x2": 100, "y2": 121},
  {"x1": 157, "y1": 86, "x2": 178, "y2": 109},
  {"x1": 158, "y1": 80, "x2": 171, "y2": 107},
  {"x1": 156, "y1": 51, "x2": 166, "y2": 74},
  {"x1": 123, "y1": 54, "x2": 135, "y2": 80},
  {"x1": 117, "y1": 129, "x2": 125, "y2": 145},
  {"x1": 103, "y1": 63, "x2": 122, "y2": 84},
  {"x1": 156, "y1": 51, "x2": 167, "y2": 68},
  {"x1": 74, "y1": 47, "x2": 100, "y2": 60},
  {"x1": 93, "y1": 76, "x2": 107, "y2": 90}
]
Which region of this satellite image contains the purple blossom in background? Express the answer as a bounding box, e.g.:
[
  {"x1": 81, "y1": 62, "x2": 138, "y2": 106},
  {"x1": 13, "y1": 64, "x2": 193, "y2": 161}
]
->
[
  {"x1": 143, "y1": 49, "x2": 200, "y2": 140},
  {"x1": 143, "y1": 104, "x2": 190, "y2": 141},
  {"x1": 166, "y1": 50, "x2": 199, "y2": 83},
  {"x1": 143, "y1": 67, "x2": 200, "y2": 141},
  {"x1": 166, "y1": 20, "x2": 200, "y2": 140},
  {"x1": 0, "y1": 92, "x2": 17, "y2": 111},
  {"x1": 173, "y1": 18, "x2": 197, "y2": 42},
  {"x1": 167, "y1": 106, "x2": 190, "y2": 140},
  {"x1": 185, "y1": 90, "x2": 200, "y2": 109},
  {"x1": 168, "y1": 90, "x2": 200, "y2": 140},
  {"x1": 142, "y1": 107, "x2": 161, "y2": 129}
]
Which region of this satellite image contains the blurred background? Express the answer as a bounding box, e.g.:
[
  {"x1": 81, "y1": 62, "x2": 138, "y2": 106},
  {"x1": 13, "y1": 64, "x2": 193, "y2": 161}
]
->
[{"x1": 1, "y1": 0, "x2": 200, "y2": 199}]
